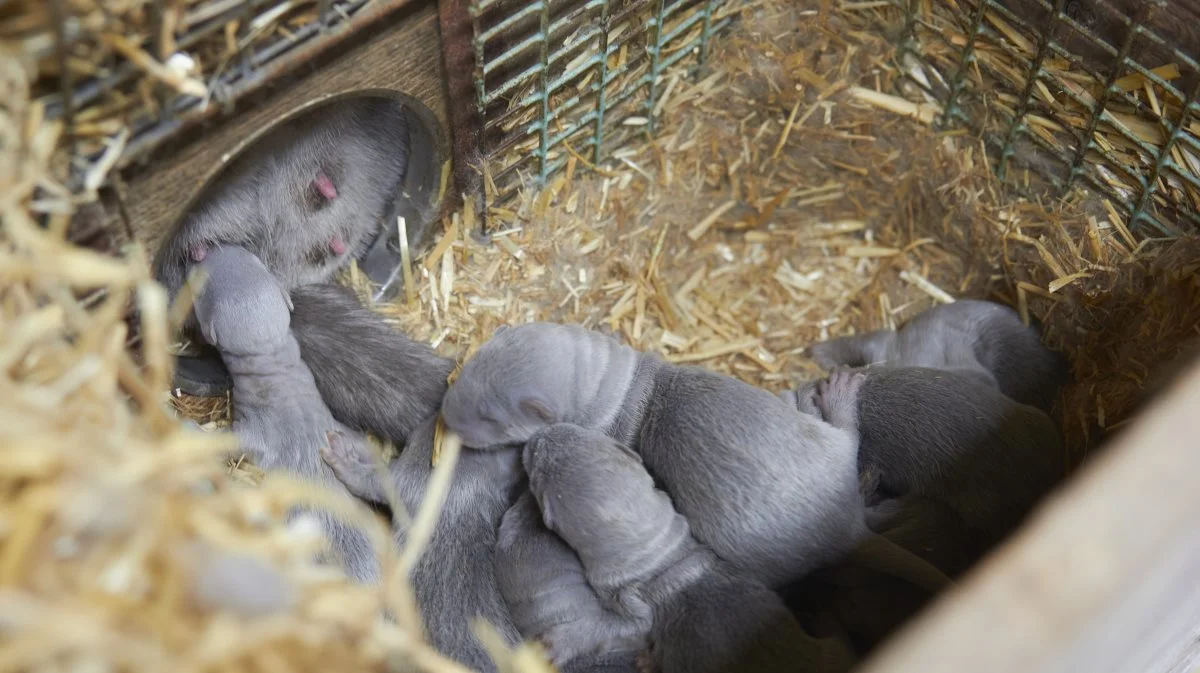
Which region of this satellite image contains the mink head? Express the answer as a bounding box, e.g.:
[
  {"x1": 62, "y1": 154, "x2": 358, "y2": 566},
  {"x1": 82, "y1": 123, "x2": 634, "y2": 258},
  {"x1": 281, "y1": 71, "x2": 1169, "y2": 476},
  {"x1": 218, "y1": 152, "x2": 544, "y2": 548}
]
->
[
  {"x1": 522, "y1": 423, "x2": 647, "y2": 548},
  {"x1": 440, "y1": 323, "x2": 582, "y2": 449},
  {"x1": 191, "y1": 245, "x2": 293, "y2": 356}
]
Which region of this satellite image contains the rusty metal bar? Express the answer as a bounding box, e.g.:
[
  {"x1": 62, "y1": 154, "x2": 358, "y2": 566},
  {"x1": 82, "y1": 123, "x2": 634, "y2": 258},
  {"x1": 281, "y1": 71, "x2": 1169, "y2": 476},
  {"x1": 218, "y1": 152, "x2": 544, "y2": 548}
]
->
[
  {"x1": 592, "y1": 0, "x2": 612, "y2": 163},
  {"x1": 939, "y1": 0, "x2": 988, "y2": 127},
  {"x1": 535, "y1": 0, "x2": 553, "y2": 182},
  {"x1": 440, "y1": 0, "x2": 487, "y2": 225},
  {"x1": 115, "y1": 0, "x2": 414, "y2": 168},
  {"x1": 1126, "y1": 79, "x2": 1198, "y2": 236},
  {"x1": 642, "y1": 0, "x2": 668, "y2": 134},
  {"x1": 48, "y1": 0, "x2": 77, "y2": 163}
]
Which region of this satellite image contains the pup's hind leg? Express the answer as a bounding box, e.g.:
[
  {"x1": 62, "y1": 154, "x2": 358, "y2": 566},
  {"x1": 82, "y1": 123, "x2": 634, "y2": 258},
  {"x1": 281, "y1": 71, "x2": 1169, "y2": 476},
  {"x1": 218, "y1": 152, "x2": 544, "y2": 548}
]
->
[
  {"x1": 814, "y1": 368, "x2": 866, "y2": 437},
  {"x1": 808, "y1": 330, "x2": 895, "y2": 369},
  {"x1": 781, "y1": 381, "x2": 821, "y2": 417},
  {"x1": 321, "y1": 431, "x2": 389, "y2": 504}
]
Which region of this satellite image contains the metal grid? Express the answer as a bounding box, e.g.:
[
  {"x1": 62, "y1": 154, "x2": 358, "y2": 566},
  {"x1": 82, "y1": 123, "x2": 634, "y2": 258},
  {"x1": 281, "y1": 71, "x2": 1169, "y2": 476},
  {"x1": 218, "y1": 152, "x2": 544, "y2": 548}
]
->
[
  {"x1": 457, "y1": 0, "x2": 733, "y2": 213},
  {"x1": 889, "y1": 0, "x2": 1200, "y2": 236},
  {"x1": 34, "y1": 0, "x2": 400, "y2": 182}
]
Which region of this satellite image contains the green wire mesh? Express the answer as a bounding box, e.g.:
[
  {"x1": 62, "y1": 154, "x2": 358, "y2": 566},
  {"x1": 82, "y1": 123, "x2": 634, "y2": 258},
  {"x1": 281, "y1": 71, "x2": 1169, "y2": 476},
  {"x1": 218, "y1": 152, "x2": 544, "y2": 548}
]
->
[
  {"x1": 467, "y1": 0, "x2": 733, "y2": 209},
  {"x1": 889, "y1": 0, "x2": 1200, "y2": 236}
]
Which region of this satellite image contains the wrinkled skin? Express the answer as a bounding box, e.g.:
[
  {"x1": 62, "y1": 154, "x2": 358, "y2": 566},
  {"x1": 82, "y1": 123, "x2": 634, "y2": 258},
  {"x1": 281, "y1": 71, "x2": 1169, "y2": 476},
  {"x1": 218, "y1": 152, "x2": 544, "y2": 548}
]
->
[
  {"x1": 191, "y1": 244, "x2": 381, "y2": 582},
  {"x1": 520, "y1": 424, "x2": 857, "y2": 673}
]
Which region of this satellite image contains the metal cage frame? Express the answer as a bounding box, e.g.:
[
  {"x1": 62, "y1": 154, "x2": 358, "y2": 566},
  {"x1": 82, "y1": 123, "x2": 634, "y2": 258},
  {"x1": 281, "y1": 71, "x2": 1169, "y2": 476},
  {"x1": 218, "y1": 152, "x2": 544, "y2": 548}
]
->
[
  {"x1": 887, "y1": 0, "x2": 1200, "y2": 236},
  {"x1": 438, "y1": 0, "x2": 734, "y2": 224}
]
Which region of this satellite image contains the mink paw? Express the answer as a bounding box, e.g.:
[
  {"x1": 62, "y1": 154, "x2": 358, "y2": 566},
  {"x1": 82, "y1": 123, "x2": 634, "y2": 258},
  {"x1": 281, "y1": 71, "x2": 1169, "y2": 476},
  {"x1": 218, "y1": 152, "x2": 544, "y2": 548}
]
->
[
  {"x1": 320, "y1": 431, "x2": 386, "y2": 502},
  {"x1": 814, "y1": 367, "x2": 865, "y2": 430}
]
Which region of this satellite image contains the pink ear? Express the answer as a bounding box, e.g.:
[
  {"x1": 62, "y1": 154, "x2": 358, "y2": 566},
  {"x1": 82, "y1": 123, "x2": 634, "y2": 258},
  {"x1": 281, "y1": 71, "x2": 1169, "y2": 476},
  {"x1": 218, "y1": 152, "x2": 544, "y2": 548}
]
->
[
  {"x1": 313, "y1": 172, "x2": 338, "y2": 200},
  {"x1": 328, "y1": 235, "x2": 347, "y2": 256},
  {"x1": 189, "y1": 244, "x2": 208, "y2": 262}
]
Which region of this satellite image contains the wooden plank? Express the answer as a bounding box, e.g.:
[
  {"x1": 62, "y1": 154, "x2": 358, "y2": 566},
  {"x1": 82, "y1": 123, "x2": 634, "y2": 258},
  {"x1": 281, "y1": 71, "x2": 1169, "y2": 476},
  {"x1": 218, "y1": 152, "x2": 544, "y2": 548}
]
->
[
  {"x1": 858, "y1": 358, "x2": 1200, "y2": 673},
  {"x1": 120, "y1": 0, "x2": 450, "y2": 258}
]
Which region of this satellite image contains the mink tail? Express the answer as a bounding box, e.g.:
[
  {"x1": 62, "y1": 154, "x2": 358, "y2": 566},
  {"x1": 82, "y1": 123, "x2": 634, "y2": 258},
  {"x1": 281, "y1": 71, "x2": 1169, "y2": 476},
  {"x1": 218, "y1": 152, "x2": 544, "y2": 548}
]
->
[
  {"x1": 652, "y1": 570, "x2": 856, "y2": 673},
  {"x1": 387, "y1": 417, "x2": 525, "y2": 673},
  {"x1": 560, "y1": 652, "x2": 642, "y2": 673},
  {"x1": 290, "y1": 283, "x2": 455, "y2": 444},
  {"x1": 843, "y1": 532, "x2": 954, "y2": 594}
]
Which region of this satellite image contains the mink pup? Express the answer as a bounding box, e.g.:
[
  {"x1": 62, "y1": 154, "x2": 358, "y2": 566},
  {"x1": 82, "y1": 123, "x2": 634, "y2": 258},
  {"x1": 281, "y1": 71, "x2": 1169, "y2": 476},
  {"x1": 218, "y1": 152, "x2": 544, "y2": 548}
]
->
[
  {"x1": 321, "y1": 418, "x2": 524, "y2": 673},
  {"x1": 159, "y1": 97, "x2": 449, "y2": 427},
  {"x1": 439, "y1": 322, "x2": 952, "y2": 593},
  {"x1": 191, "y1": 244, "x2": 379, "y2": 582},
  {"x1": 782, "y1": 366, "x2": 1064, "y2": 549},
  {"x1": 494, "y1": 491, "x2": 646, "y2": 672},
  {"x1": 178, "y1": 281, "x2": 452, "y2": 445},
  {"x1": 288, "y1": 283, "x2": 454, "y2": 444},
  {"x1": 518, "y1": 423, "x2": 857, "y2": 673},
  {"x1": 785, "y1": 495, "x2": 975, "y2": 657},
  {"x1": 807, "y1": 299, "x2": 1068, "y2": 413}
]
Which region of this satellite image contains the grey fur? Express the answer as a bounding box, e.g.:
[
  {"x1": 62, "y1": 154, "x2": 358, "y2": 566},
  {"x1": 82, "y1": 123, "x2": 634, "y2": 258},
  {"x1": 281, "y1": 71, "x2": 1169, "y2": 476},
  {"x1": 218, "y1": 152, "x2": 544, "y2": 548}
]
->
[
  {"x1": 158, "y1": 97, "x2": 444, "y2": 444},
  {"x1": 785, "y1": 496, "x2": 974, "y2": 656},
  {"x1": 190, "y1": 547, "x2": 297, "y2": 618},
  {"x1": 807, "y1": 299, "x2": 1068, "y2": 413},
  {"x1": 322, "y1": 416, "x2": 524, "y2": 673},
  {"x1": 289, "y1": 283, "x2": 454, "y2": 443},
  {"x1": 522, "y1": 423, "x2": 857, "y2": 673},
  {"x1": 192, "y1": 244, "x2": 380, "y2": 583},
  {"x1": 440, "y1": 322, "x2": 950, "y2": 592},
  {"x1": 785, "y1": 365, "x2": 1064, "y2": 549},
  {"x1": 559, "y1": 654, "x2": 642, "y2": 673},
  {"x1": 494, "y1": 491, "x2": 646, "y2": 668},
  {"x1": 156, "y1": 97, "x2": 410, "y2": 302}
]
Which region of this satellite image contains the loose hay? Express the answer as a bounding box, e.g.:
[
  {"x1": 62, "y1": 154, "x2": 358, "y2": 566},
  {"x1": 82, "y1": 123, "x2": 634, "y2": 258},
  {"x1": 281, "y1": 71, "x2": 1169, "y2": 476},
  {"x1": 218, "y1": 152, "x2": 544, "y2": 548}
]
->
[
  {"x1": 8, "y1": 0, "x2": 1200, "y2": 671},
  {"x1": 0, "y1": 38, "x2": 528, "y2": 673},
  {"x1": 354, "y1": 0, "x2": 1196, "y2": 468}
]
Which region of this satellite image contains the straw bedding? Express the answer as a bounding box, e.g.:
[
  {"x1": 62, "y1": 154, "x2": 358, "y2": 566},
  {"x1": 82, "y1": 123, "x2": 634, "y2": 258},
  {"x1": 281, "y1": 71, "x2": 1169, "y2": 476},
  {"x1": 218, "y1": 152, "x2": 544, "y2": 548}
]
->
[{"x1": 3, "y1": 0, "x2": 1199, "y2": 671}]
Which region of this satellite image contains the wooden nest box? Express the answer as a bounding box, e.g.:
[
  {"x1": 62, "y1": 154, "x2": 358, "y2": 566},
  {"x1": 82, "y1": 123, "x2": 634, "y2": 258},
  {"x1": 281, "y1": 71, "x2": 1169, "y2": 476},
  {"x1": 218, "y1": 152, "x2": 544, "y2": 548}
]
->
[
  {"x1": 50, "y1": 0, "x2": 456, "y2": 298},
  {"x1": 43, "y1": 0, "x2": 735, "y2": 286}
]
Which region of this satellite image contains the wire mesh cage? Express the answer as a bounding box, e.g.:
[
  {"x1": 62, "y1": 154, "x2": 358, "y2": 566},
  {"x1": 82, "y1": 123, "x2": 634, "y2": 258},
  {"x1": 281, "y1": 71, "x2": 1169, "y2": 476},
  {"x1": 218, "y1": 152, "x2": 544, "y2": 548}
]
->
[
  {"x1": 445, "y1": 0, "x2": 735, "y2": 217},
  {"x1": 7, "y1": 0, "x2": 408, "y2": 199},
  {"x1": 882, "y1": 0, "x2": 1200, "y2": 237}
]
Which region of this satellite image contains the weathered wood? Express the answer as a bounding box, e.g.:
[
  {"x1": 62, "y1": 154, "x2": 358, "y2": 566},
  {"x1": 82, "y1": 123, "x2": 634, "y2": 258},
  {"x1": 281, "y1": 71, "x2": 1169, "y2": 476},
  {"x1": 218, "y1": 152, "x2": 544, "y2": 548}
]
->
[
  {"x1": 858, "y1": 357, "x2": 1200, "y2": 673},
  {"x1": 114, "y1": 0, "x2": 436, "y2": 170},
  {"x1": 120, "y1": 0, "x2": 450, "y2": 259}
]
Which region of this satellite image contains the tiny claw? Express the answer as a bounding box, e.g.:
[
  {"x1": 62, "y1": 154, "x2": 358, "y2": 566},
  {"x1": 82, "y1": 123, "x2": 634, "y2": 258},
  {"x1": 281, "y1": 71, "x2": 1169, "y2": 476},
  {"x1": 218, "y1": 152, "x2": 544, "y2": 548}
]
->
[
  {"x1": 313, "y1": 172, "x2": 337, "y2": 200},
  {"x1": 328, "y1": 236, "x2": 347, "y2": 256}
]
